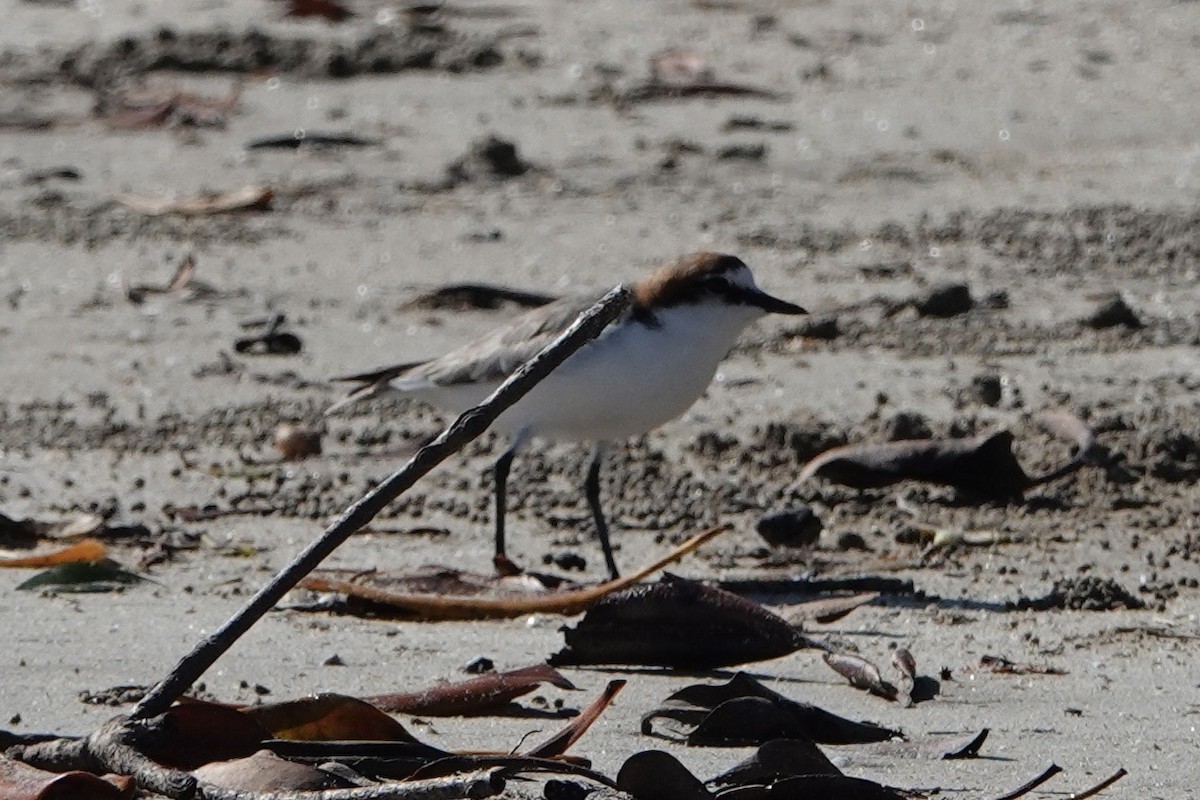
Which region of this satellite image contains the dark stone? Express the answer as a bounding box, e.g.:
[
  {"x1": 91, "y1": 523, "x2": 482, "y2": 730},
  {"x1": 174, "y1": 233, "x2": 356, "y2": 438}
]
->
[
  {"x1": 915, "y1": 282, "x2": 973, "y2": 317},
  {"x1": 755, "y1": 506, "x2": 823, "y2": 548},
  {"x1": 1084, "y1": 293, "x2": 1142, "y2": 329}
]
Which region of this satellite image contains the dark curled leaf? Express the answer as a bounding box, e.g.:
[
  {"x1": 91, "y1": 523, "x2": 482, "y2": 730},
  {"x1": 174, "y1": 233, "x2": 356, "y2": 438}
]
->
[
  {"x1": 642, "y1": 672, "x2": 899, "y2": 746},
  {"x1": 986, "y1": 763, "x2": 1062, "y2": 800},
  {"x1": 708, "y1": 738, "x2": 841, "y2": 788},
  {"x1": 246, "y1": 132, "x2": 380, "y2": 149},
  {"x1": 365, "y1": 663, "x2": 576, "y2": 716},
  {"x1": 617, "y1": 750, "x2": 712, "y2": 800},
  {"x1": 979, "y1": 655, "x2": 1068, "y2": 675},
  {"x1": 264, "y1": 739, "x2": 452, "y2": 780},
  {"x1": 861, "y1": 729, "x2": 988, "y2": 760},
  {"x1": 404, "y1": 283, "x2": 558, "y2": 311},
  {"x1": 15, "y1": 560, "x2": 145, "y2": 593},
  {"x1": 550, "y1": 576, "x2": 819, "y2": 668},
  {"x1": 137, "y1": 702, "x2": 270, "y2": 769},
  {"x1": 1068, "y1": 767, "x2": 1127, "y2": 800},
  {"x1": 235, "y1": 313, "x2": 302, "y2": 356},
  {"x1": 799, "y1": 431, "x2": 1030, "y2": 499},
  {"x1": 823, "y1": 652, "x2": 897, "y2": 701}
]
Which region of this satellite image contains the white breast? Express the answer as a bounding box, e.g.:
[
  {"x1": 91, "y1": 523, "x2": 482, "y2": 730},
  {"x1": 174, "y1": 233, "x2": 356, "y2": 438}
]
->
[{"x1": 414, "y1": 300, "x2": 763, "y2": 442}]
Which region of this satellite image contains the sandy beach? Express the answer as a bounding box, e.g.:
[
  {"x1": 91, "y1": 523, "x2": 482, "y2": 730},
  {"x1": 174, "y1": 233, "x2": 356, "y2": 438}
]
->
[{"x1": 2, "y1": 1, "x2": 1198, "y2": 796}]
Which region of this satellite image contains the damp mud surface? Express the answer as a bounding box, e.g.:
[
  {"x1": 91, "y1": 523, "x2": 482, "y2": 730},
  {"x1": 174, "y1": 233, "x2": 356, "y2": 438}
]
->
[{"x1": 2, "y1": 2, "x2": 1198, "y2": 797}]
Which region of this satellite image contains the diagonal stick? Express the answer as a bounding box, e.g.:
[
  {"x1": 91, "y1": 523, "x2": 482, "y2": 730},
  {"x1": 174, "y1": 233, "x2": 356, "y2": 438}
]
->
[{"x1": 131, "y1": 286, "x2": 631, "y2": 721}]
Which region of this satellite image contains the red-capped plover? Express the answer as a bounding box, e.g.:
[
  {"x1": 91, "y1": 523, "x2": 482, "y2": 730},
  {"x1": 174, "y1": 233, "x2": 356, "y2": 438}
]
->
[{"x1": 330, "y1": 252, "x2": 806, "y2": 578}]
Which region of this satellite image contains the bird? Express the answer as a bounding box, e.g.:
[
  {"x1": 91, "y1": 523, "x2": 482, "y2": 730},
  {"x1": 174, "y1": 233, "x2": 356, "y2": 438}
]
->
[{"x1": 328, "y1": 252, "x2": 806, "y2": 579}]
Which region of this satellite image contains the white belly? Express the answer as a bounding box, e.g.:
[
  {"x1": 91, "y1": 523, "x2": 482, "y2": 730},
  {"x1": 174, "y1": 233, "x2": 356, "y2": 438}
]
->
[{"x1": 415, "y1": 303, "x2": 761, "y2": 442}]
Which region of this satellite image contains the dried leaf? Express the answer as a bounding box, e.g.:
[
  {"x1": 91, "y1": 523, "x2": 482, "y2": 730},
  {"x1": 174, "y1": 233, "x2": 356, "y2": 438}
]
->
[
  {"x1": 799, "y1": 431, "x2": 1030, "y2": 499},
  {"x1": 15, "y1": 560, "x2": 144, "y2": 593},
  {"x1": 642, "y1": 673, "x2": 899, "y2": 746},
  {"x1": 193, "y1": 749, "x2": 349, "y2": 791},
  {"x1": 979, "y1": 655, "x2": 1068, "y2": 676},
  {"x1": 101, "y1": 83, "x2": 239, "y2": 129},
  {"x1": 861, "y1": 729, "x2": 988, "y2": 759},
  {"x1": 366, "y1": 664, "x2": 576, "y2": 716},
  {"x1": 892, "y1": 648, "x2": 916, "y2": 707},
  {"x1": 283, "y1": 0, "x2": 354, "y2": 21},
  {"x1": 822, "y1": 652, "x2": 897, "y2": 701},
  {"x1": 732, "y1": 774, "x2": 911, "y2": 800},
  {"x1": 246, "y1": 132, "x2": 379, "y2": 149},
  {"x1": 244, "y1": 694, "x2": 421, "y2": 743},
  {"x1": 618, "y1": 82, "x2": 784, "y2": 104},
  {"x1": 0, "y1": 539, "x2": 106, "y2": 568},
  {"x1": 1068, "y1": 768, "x2": 1127, "y2": 800},
  {"x1": 0, "y1": 754, "x2": 131, "y2": 800},
  {"x1": 123, "y1": 255, "x2": 221, "y2": 305},
  {"x1": 617, "y1": 750, "x2": 711, "y2": 800},
  {"x1": 403, "y1": 283, "x2": 557, "y2": 311},
  {"x1": 300, "y1": 526, "x2": 727, "y2": 621},
  {"x1": 264, "y1": 739, "x2": 452, "y2": 780},
  {"x1": 235, "y1": 313, "x2": 302, "y2": 356},
  {"x1": 708, "y1": 738, "x2": 842, "y2": 787},
  {"x1": 787, "y1": 592, "x2": 878, "y2": 624},
  {"x1": 986, "y1": 763, "x2": 1062, "y2": 800},
  {"x1": 140, "y1": 702, "x2": 270, "y2": 769},
  {"x1": 525, "y1": 679, "x2": 625, "y2": 758},
  {"x1": 115, "y1": 185, "x2": 273, "y2": 216},
  {"x1": 551, "y1": 576, "x2": 819, "y2": 669}
]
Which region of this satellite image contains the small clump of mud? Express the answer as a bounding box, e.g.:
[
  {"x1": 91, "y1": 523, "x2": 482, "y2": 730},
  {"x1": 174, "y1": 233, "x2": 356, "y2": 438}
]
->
[{"x1": 1009, "y1": 576, "x2": 1144, "y2": 612}]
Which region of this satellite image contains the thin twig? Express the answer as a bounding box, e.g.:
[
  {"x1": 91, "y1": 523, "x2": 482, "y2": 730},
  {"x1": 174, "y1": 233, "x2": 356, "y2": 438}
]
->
[{"x1": 130, "y1": 286, "x2": 631, "y2": 721}]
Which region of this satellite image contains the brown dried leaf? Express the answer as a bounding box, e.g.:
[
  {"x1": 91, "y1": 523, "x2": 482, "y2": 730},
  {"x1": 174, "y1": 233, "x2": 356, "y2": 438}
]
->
[
  {"x1": 140, "y1": 702, "x2": 270, "y2": 769},
  {"x1": 642, "y1": 672, "x2": 899, "y2": 746},
  {"x1": 283, "y1": 0, "x2": 354, "y2": 21},
  {"x1": 193, "y1": 749, "x2": 349, "y2": 792},
  {"x1": 244, "y1": 693, "x2": 421, "y2": 743},
  {"x1": 0, "y1": 754, "x2": 131, "y2": 800},
  {"x1": 102, "y1": 83, "x2": 239, "y2": 129},
  {"x1": 800, "y1": 431, "x2": 1030, "y2": 498},
  {"x1": 299, "y1": 526, "x2": 727, "y2": 621},
  {"x1": 365, "y1": 664, "x2": 576, "y2": 716},
  {"x1": 891, "y1": 648, "x2": 916, "y2": 707},
  {"x1": 525, "y1": 679, "x2": 625, "y2": 758},
  {"x1": 787, "y1": 592, "x2": 878, "y2": 624},
  {"x1": 551, "y1": 576, "x2": 818, "y2": 669},
  {"x1": 0, "y1": 538, "x2": 106, "y2": 568},
  {"x1": 823, "y1": 652, "x2": 897, "y2": 701},
  {"x1": 115, "y1": 185, "x2": 273, "y2": 216}
]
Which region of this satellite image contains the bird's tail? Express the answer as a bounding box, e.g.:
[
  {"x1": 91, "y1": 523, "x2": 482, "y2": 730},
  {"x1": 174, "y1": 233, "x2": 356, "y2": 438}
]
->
[
  {"x1": 324, "y1": 360, "x2": 425, "y2": 416},
  {"x1": 324, "y1": 382, "x2": 389, "y2": 416}
]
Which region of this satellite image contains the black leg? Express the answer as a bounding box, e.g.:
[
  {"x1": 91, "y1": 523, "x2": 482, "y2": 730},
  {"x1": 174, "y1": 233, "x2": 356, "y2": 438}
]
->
[
  {"x1": 493, "y1": 446, "x2": 516, "y2": 566},
  {"x1": 585, "y1": 446, "x2": 620, "y2": 579}
]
